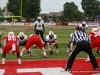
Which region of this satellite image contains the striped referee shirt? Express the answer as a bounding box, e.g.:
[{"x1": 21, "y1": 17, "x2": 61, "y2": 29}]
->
[{"x1": 70, "y1": 31, "x2": 89, "y2": 43}]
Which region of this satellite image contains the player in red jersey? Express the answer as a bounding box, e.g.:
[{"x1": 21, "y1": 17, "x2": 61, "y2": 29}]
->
[
  {"x1": 89, "y1": 28, "x2": 100, "y2": 53},
  {"x1": 20, "y1": 34, "x2": 47, "y2": 58},
  {"x1": 1, "y1": 31, "x2": 21, "y2": 65},
  {"x1": 85, "y1": 28, "x2": 100, "y2": 61}
]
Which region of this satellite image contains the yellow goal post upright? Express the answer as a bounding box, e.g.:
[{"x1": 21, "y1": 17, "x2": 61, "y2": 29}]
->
[{"x1": 4, "y1": 0, "x2": 22, "y2": 25}]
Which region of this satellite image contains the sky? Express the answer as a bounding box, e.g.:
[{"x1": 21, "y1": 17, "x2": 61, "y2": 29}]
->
[{"x1": 0, "y1": 0, "x2": 83, "y2": 13}]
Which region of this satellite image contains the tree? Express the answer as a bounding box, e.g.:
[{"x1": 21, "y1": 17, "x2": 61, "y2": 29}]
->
[
  {"x1": 81, "y1": 0, "x2": 100, "y2": 20},
  {"x1": 7, "y1": 0, "x2": 41, "y2": 20},
  {"x1": 43, "y1": 15, "x2": 48, "y2": 22},
  {"x1": 63, "y1": 2, "x2": 80, "y2": 21},
  {"x1": 0, "y1": 7, "x2": 1, "y2": 14},
  {"x1": 52, "y1": 14, "x2": 56, "y2": 22}
]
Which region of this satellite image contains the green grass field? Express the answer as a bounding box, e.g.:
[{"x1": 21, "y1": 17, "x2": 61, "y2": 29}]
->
[{"x1": 0, "y1": 25, "x2": 99, "y2": 60}]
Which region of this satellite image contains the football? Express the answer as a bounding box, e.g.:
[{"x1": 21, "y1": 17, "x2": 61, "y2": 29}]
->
[
  {"x1": 50, "y1": 50, "x2": 53, "y2": 54},
  {"x1": 96, "y1": 50, "x2": 100, "y2": 54}
]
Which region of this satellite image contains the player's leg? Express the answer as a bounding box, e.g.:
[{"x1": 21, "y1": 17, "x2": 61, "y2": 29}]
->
[
  {"x1": 1, "y1": 44, "x2": 11, "y2": 64},
  {"x1": 16, "y1": 44, "x2": 21, "y2": 64},
  {"x1": 53, "y1": 41, "x2": 59, "y2": 53},
  {"x1": 36, "y1": 41, "x2": 47, "y2": 58},
  {"x1": 20, "y1": 41, "x2": 33, "y2": 56}
]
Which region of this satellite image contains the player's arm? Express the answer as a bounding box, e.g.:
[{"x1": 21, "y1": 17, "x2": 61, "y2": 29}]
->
[
  {"x1": 89, "y1": 34, "x2": 92, "y2": 43},
  {"x1": 46, "y1": 41, "x2": 51, "y2": 50}
]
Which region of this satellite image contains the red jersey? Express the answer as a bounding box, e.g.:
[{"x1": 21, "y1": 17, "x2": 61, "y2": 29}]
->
[
  {"x1": 25, "y1": 34, "x2": 43, "y2": 50},
  {"x1": 89, "y1": 31, "x2": 100, "y2": 41},
  {"x1": 4, "y1": 35, "x2": 19, "y2": 44},
  {"x1": 3, "y1": 35, "x2": 20, "y2": 53}
]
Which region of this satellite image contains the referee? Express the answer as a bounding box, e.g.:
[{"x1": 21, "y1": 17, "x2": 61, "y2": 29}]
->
[{"x1": 65, "y1": 26, "x2": 98, "y2": 71}]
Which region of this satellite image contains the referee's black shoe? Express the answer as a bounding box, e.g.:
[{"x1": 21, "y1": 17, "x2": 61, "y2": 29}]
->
[
  {"x1": 65, "y1": 68, "x2": 70, "y2": 71},
  {"x1": 94, "y1": 68, "x2": 98, "y2": 71}
]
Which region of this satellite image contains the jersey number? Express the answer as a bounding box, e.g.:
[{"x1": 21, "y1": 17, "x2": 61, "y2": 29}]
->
[{"x1": 8, "y1": 36, "x2": 16, "y2": 41}]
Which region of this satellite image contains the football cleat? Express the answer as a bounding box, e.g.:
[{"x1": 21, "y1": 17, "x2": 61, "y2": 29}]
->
[
  {"x1": 85, "y1": 59, "x2": 90, "y2": 62},
  {"x1": 56, "y1": 50, "x2": 59, "y2": 53},
  {"x1": 44, "y1": 55, "x2": 47, "y2": 58}
]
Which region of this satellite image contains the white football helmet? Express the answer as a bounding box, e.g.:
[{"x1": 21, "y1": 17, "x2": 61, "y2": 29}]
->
[
  {"x1": 91, "y1": 28, "x2": 98, "y2": 32},
  {"x1": 8, "y1": 31, "x2": 14, "y2": 36},
  {"x1": 19, "y1": 32, "x2": 24, "y2": 37},
  {"x1": 49, "y1": 31, "x2": 54, "y2": 36},
  {"x1": 37, "y1": 16, "x2": 41, "y2": 19},
  {"x1": 82, "y1": 21, "x2": 86, "y2": 24}
]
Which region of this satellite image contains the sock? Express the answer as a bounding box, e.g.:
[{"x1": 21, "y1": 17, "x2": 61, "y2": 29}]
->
[
  {"x1": 43, "y1": 52, "x2": 46, "y2": 56},
  {"x1": 2, "y1": 58, "x2": 5, "y2": 64},
  {"x1": 56, "y1": 49, "x2": 59, "y2": 51},
  {"x1": 0, "y1": 48, "x2": 3, "y2": 54},
  {"x1": 87, "y1": 55, "x2": 90, "y2": 60},
  {"x1": 20, "y1": 52, "x2": 23, "y2": 56},
  {"x1": 18, "y1": 58, "x2": 21, "y2": 64}
]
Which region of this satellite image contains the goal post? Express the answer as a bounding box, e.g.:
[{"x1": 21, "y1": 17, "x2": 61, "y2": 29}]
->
[{"x1": 4, "y1": 0, "x2": 22, "y2": 25}]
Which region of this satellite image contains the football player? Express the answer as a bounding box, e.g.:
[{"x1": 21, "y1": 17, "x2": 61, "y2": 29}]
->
[
  {"x1": 20, "y1": 34, "x2": 47, "y2": 58},
  {"x1": 85, "y1": 28, "x2": 100, "y2": 61},
  {"x1": 1, "y1": 31, "x2": 21, "y2": 64},
  {"x1": 79, "y1": 21, "x2": 88, "y2": 32},
  {"x1": 44, "y1": 31, "x2": 59, "y2": 54},
  {"x1": 17, "y1": 32, "x2": 27, "y2": 46}
]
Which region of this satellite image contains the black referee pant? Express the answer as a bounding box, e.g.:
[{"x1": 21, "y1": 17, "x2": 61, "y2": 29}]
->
[
  {"x1": 35, "y1": 30, "x2": 44, "y2": 42},
  {"x1": 66, "y1": 40, "x2": 98, "y2": 70}
]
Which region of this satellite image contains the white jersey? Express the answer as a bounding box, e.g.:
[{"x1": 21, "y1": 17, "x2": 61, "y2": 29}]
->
[
  {"x1": 17, "y1": 35, "x2": 27, "y2": 42},
  {"x1": 79, "y1": 24, "x2": 88, "y2": 30},
  {"x1": 35, "y1": 20, "x2": 44, "y2": 30},
  {"x1": 46, "y1": 34, "x2": 57, "y2": 42}
]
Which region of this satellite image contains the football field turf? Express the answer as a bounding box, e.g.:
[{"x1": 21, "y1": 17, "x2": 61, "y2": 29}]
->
[{"x1": 0, "y1": 25, "x2": 99, "y2": 75}]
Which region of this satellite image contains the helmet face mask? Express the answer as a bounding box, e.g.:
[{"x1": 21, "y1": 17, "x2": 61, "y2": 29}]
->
[
  {"x1": 49, "y1": 35, "x2": 54, "y2": 39},
  {"x1": 82, "y1": 24, "x2": 85, "y2": 27}
]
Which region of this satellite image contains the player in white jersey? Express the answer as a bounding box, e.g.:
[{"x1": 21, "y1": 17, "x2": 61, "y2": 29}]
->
[
  {"x1": 44, "y1": 31, "x2": 59, "y2": 54},
  {"x1": 34, "y1": 16, "x2": 45, "y2": 42},
  {"x1": 17, "y1": 32, "x2": 27, "y2": 46},
  {"x1": 79, "y1": 21, "x2": 88, "y2": 32}
]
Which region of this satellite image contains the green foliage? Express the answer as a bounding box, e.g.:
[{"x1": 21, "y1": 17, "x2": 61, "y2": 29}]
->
[
  {"x1": 52, "y1": 14, "x2": 57, "y2": 22},
  {"x1": 43, "y1": 15, "x2": 48, "y2": 22},
  {"x1": 63, "y1": 2, "x2": 81, "y2": 21},
  {"x1": 81, "y1": 0, "x2": 100, "y2": 20},
  {"x1": 7, "y1": 0, "x2": 41, "y2": 19}
]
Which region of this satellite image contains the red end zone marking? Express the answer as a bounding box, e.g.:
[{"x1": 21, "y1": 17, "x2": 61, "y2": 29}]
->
[{"x1": 0, "y1": 58, "x2": 100, "y2": 75}]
